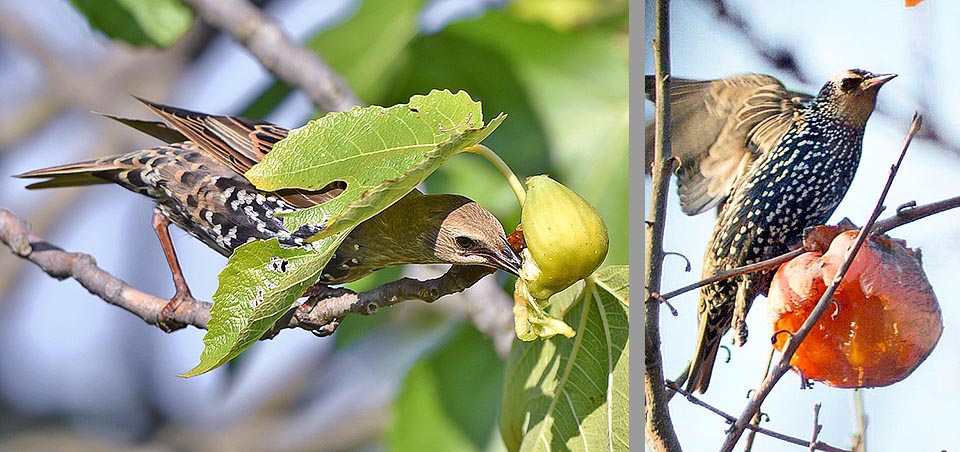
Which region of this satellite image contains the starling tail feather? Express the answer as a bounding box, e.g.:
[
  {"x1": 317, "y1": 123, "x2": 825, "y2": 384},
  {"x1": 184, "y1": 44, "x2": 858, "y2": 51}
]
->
[
  {"x1": 648, "y1": 69, "x2": 895, "y2": 393},
  {"x1": 16, "y1": 100, "x2": 522, "y2": 325}
]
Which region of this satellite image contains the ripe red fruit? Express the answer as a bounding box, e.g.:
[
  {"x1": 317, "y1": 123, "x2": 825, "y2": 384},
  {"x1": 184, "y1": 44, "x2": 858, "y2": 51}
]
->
[{"x1": 768, "y1": 230, "x2": 942, "y2": 388}]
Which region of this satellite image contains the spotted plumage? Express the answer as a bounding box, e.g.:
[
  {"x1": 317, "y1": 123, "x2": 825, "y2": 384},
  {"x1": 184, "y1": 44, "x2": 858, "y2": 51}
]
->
[
  {"x1": 29, "y1": 142, "x2": 322, "y2": 256},
  {"x1": 16, "y1": 100, "x2": 522, "y2": 328},
  {"x1": 648, "y1": 69, "x2": 895, "y2": 393}
]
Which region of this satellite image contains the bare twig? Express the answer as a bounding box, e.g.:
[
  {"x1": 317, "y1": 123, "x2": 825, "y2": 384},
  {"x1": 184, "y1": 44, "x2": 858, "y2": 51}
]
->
[
  {"x1": 809, "y1": 403, "x2": 823, "y2": 452},
  {"x1": 665, "y1": 382, "x2": 849, "y2": 452},
  {"x1": 659, "y1": 249, "x2": 803, "y2": 301},
  {"x1": 665, "y1": 362, "x2": 690, "y2": 402},
  {"x1": 742, "y1": 347, "x2": 777, "y2": 452},
  {"x1": 851, "y1": 390, "x2": 868, "y2": 452},
  {"x1": 644, "y1": 1, "x2": 683, "y2": 451},
  {"x1": 179, "y1": 0, "x2": 362, "y2": 112},
  {"x1": 872, "y1": 195, "x2": 960, "y2": 234},
  {"x1": 0, "y1": 207, "x2": 490, "y2": 336},
  {"x1": 719, "y1": 113, "x2": 923, "y2": 452},
  {"x1": 0, "y1": 207, "x2": 212, "y2": 329},
  {"x1": 284, "y1": 265, "x2": 492, "y2": 337}
]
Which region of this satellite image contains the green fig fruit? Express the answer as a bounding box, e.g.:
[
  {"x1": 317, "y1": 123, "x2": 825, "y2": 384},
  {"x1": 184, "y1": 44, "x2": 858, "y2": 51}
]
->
[{"x1": 520, "y1": 175, "x2": 609, "y2": 300}]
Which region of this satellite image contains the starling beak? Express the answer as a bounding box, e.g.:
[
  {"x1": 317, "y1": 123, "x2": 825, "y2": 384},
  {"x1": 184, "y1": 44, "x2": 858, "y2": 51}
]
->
[
  {"x1": 862, "y1": 73, "x2": 897, "y2": 89},
  {"x1": 15, "y1": 100, "x2": 516, "y2": 326},
  {"x1": 648, "y1": 69, "x2": 893, "y2": 393},
  {"x1": 482, "y1": 239, "x2": 523, "y2": 276}
]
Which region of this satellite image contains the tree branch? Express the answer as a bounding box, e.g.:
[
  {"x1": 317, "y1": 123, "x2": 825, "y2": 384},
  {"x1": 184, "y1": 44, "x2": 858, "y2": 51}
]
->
[
  {"x1": 718, "y1": 113, "x2": 923, "y2": 452},
  {"x1": 0, "y1": 206, "x2": 489, "y2": 336},
  {"x1": 180, "y1": 0, "x2": 363, "y2": 112},
  {"x1": 644, "y1": 1, "x2": 683, "y2": 451},
  {"x1": 665, "y1": 382, "x2": 849, "y2": 452}
]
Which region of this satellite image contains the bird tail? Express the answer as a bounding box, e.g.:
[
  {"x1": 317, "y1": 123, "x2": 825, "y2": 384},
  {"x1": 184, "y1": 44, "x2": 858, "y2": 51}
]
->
[
  {"x1": 15, "y1": 157, "x2": 130, "y2": 190},
  {"x1": 686, "y1": 312, "x2": 723, "y2": 394}
]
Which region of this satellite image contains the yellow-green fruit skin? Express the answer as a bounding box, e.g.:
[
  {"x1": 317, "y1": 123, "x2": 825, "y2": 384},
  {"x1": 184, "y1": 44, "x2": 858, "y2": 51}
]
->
[{"x1": 521, "y1": 175, "x2": 609, "y2": 299}]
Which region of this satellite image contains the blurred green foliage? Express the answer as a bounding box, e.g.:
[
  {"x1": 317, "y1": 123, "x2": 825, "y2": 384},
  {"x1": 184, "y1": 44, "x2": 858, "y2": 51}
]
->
[
  {"x1": 70, "y1": 0, "x2": 193, "y2": 48},
  {"x1": 389, "y1": 322, "x2": 506, "y2": 452}
]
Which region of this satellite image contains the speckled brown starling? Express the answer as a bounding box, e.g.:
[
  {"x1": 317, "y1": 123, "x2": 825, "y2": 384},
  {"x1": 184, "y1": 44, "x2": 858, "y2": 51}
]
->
[
  {"x1": 648, "y1": 69, "x2": 895, "y2": 393},
  {"x1": 16, "y1": 100, "x2": 521, "y2": 325}
]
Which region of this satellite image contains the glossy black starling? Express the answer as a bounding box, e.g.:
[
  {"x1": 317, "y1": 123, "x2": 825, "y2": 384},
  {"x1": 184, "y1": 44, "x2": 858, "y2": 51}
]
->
[
  {"x1": 648, "y1": 69, "x2": 895, "y2": 393},
  {"x1": 16, "y1": 100, "x2": 522, "y2": 326}
]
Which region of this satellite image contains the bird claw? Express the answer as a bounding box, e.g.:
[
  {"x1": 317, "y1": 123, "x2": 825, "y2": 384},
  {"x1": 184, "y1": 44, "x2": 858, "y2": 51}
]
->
[
  {"x1": 157, "y1": 293, "x2": 189, "y2": 332},
  {"x1": 306, "y1": 319, "x2": 340, "y2": 337}
]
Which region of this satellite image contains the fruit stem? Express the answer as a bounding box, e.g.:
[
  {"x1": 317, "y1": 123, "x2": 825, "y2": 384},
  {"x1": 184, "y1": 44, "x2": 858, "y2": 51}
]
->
[{"x1": 466, "y1": 144, "x2": 526, "y2": 205}]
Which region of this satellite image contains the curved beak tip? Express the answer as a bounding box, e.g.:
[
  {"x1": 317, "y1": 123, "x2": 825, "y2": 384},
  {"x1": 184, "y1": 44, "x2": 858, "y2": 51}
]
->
[
  {"x1": 498, "y1": 246, "x2": 523, "y2": 277},
  {"x1": 870, "y1": 73, "x2": 897, "y2": 87}
]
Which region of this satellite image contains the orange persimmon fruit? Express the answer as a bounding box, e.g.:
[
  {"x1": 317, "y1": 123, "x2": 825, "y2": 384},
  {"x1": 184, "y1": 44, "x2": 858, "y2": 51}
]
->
[{"x1": 768, "y1": 230, "x2": 942, "y2": 388}]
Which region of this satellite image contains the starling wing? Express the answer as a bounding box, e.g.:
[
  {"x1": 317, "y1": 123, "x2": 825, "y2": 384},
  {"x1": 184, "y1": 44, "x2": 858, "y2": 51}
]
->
[
  {"x1": 110, "y1": 100, "x2": 342, "y2": 208},
  {"x1": 644, "y1": 74, "x2": 812, "y2": 215}
]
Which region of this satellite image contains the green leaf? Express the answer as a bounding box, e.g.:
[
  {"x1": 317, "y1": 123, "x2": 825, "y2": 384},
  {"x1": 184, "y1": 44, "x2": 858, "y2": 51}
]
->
[
  {"x1": 181, "y1": 235, "x2": 346, "y2": 377},
  {"x1": 593, "y1": 265, "x2": 629, "y2": 306},
  {"x1": 500, "y1": 265, "x2": 629, "y2": 451},
  {"x1": 389, "y1": 323, "x2": 506, "y2": 452},
  {"x1": 70, "y1": 0, "x2": 193, "y2": 48},
  {"x1": 245, "y1": 90, "x2": 505, "y2": 237}
]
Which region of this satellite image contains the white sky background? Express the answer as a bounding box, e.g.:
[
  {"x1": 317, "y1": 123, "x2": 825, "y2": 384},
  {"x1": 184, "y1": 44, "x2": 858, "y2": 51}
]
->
[
  {"x1": 646, "y1": 1, "x2": 960, "y2": 451},
  {"x1": 0, "y1": 0, "x2": 499, "y2": 448}
]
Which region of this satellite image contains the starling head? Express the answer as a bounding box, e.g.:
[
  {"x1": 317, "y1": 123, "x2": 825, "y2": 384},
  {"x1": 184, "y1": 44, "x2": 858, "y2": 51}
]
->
[
  {"x1": 330, "y1": 191, "x2": 522, "y2": 282},
  {"x1": 431, "y1": 199, "x2": 522, "y2": 275},
  {"x1": 817, "y1": 69, "x2": 896, "y2": 127}
]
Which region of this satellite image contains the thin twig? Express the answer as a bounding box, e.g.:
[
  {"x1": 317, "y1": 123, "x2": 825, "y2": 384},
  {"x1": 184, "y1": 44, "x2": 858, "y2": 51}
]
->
[
  {"x1": 872, "y1": 195, "x2": 960, "y2": 235},
  {"x1": 0, "y1": 207, "x2": 490, "y2": 336},
  {"x1": 179, "y1": 0, "x2": 362, "y2": 112},
  {"x1": 285, "y1": 265, "x2": 493, "y2": 336},
  {"x1": 659, "y1": 249, "x2": 803, "y2": 301},
  {"x1": 809, "y1": 403, "x2": 823, "y2": 452},
  {"x1": 851, "y1": 389, "x2": 868, "y2": 452},
  {"x1": 743, "y1": 346, "x2": 777, "y2": 452},
  {"x1": 718, "y1": 113, "x2": 923, "y2": 452},
  {"x1": 643, "y1": 0, "x2": 682, "y2": 450},
  {"x1": 665, "y1": 362, "x2": 690, "y2": 402},
  {"x1": 665, "y1": 382, "x2": 849, "y2": 452}
]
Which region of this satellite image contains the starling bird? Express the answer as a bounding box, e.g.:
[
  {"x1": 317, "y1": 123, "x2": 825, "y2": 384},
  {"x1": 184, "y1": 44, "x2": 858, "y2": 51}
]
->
[
  {"x1": 16, "y1": 100, "x2": 522, "y2": 327},
  {"x1": 647, "y1": 69, "x2": 895, "y2": 393}
]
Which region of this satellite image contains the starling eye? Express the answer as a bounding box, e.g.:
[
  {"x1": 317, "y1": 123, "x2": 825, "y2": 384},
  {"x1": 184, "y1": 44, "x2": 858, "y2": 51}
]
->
[
  {"x1": 840, "y1": 77, "x2": 862, "y2": 92},
  {"x1": 455, "y1": 236, "x2": 478, "y2": 249}
]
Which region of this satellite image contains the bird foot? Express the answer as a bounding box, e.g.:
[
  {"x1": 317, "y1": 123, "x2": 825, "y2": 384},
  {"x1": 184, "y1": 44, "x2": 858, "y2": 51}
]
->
[
  {"x1": 733, "y1": 320, "x2": 749, "y2": 347},
  {"x1": 294, "y1": 288, "x2": 343, "y2": 337},
  {"x1": 157, "y1": 292, "x2": 191, "y2": 333}
]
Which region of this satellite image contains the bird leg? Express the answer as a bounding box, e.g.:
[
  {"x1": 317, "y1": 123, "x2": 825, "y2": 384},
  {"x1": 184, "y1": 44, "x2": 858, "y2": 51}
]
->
[
  {"x1": 152, "y1": 209, "x2": 191, "y2": 332},
  {"x1": 732, "y1": 275, "x2": 751, "y2": 346}
]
